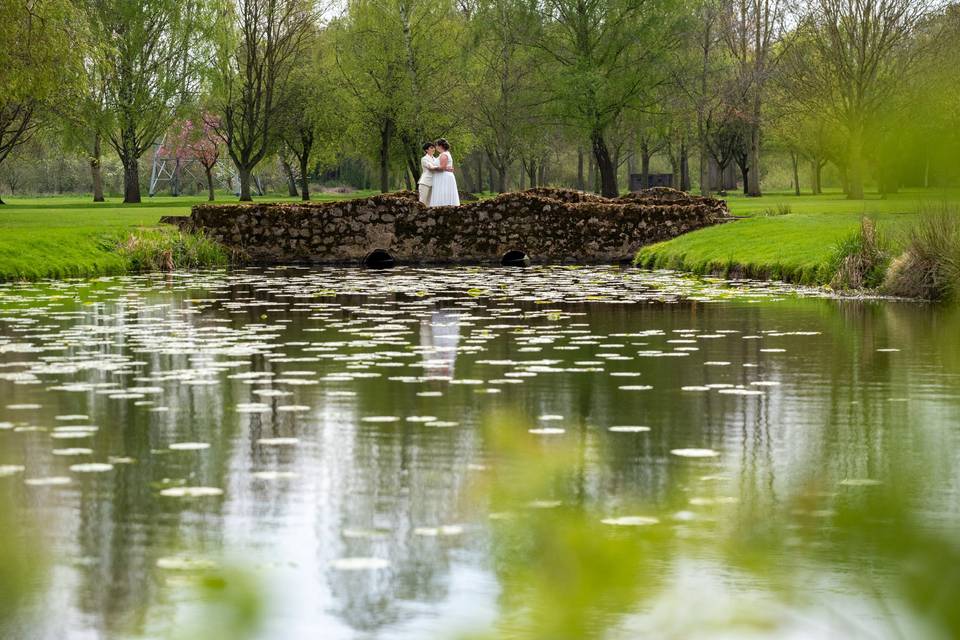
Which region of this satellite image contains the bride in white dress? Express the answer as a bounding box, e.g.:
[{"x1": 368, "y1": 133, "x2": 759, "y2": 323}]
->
[{"x1": 429, "y1": 138, "x2": 460, "y2": 207}]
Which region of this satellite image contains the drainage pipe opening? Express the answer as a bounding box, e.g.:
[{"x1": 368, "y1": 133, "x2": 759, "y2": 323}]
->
[
  {"x1": 501, "y1": 250, "x2": 530, "y2": 267},
  {"x1": 362, "y1": 249, "x2": 395, "y2": 269}
]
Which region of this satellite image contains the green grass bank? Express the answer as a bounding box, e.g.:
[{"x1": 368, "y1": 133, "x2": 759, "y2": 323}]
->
[
  {"x1": 2, "y1": 188, "x2": 957, "y2": 292},
  {"x1": 635, "y1": 190, "x2": 957, "y2": 285},
  {"x1": 0, "y1": 192, "x2": 374, "y2": 281}
]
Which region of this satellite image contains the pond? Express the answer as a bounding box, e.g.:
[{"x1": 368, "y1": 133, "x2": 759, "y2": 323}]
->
[{"x1": 0, "y1": 266, "x2": 958, "y2": 639}]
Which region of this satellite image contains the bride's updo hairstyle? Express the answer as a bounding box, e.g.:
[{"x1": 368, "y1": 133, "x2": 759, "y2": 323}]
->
[{"x1": 435, "y1": 138, "x2": 450, "y2": 151}]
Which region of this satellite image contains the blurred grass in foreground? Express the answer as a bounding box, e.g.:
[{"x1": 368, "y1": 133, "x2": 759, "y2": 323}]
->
[{"x1": 460, "y1": 411, "x2": 960, "y2": 639}]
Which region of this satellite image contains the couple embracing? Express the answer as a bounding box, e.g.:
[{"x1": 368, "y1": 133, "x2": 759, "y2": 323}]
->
[{"x1": 418, "y1": 139, "x2": 459, "y2": 207}]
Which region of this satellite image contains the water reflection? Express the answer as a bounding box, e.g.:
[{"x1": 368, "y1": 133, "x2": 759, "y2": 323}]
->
[
  {"x1": 419, "y1": 309, "x2": 461, "y2": 378},
  {"x1": 0, "y1": 267, "x2": 958, "y2": 639}
]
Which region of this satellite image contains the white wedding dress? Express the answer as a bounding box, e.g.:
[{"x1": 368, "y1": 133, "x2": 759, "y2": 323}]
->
[{"x1": 429, "y1": 151, "x2": 460, "y2": 207}]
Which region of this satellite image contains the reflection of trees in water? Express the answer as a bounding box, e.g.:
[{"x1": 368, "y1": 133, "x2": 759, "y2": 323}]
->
[
  {"x1": 23, "y1": 293, "x2": 246, "y2": 638},
  {"x1": 5, "y1": 272, "x2": 960, "y2": 638},
  {"x1": 322, "y1": 410, "x2": 483, "y2": 631}
]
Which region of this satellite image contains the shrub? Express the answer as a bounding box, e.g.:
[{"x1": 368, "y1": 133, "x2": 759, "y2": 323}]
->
[
  {"x1": 882, "y1": 205, "x2": 960, "y2": 301},
  {"x1": 829, "y1": 217, "x2": 891, "y2": 290}
]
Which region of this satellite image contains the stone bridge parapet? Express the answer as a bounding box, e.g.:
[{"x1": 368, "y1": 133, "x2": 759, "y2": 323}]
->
[{"x1": 168, "y1": 187, "x2": 731, "y2": 265}]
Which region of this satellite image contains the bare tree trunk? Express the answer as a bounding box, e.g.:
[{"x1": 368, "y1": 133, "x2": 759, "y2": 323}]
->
[
  {"x1": 487, "y1": 159, "x2": 495, "y2": 193},
  {"x1": 746, "y1": 121, "x2": 762, "y2": 197},
  {"x1": 299, "y1": 155, "x2": 310, "y2": 201},
  {"x1": 122, "y1": 159, "x2": 141, "y2": 203},
  {"x1": 519, "y1": 166, "x2": 525, "y2": 190},
  {"x1": 640, "y1": 146, "x2": 651, "y2": 189},
  {"x1": 525, "y1": 159, "x2": 536, "y2": 189},
  {"x1": 698, "y1": 144, "x2": 710, "y2": 197},
  {"x1": 577, "y1": 147, "x2": 585, "y2": 191},
  {"x1": 670, "y1": 149, "x2": 680, "y2": 190},
  {"x1": 379, "y1": 119, "x2": 393, "y2": 193},
  {"x1": 538, "y1": 159, "x2": 545, "y2": 187},
  {"x1": 591, "y1": 131, "x2": 618, "y2": 198},
  {"x1": 680, "y1": 142, "x2": 690, "y2": 191},
  {"x1": 497, "y1": 165, "x2": 507, "y2": 193},
  {"x1": 791, "y1": 151, "x2": 800, "y2": 196},
  {"x1": 91, "y1": 132, "x2": 104, "y2": 202},
  {"x1": 281, "y1": 159, "x2": 298, "y2": 196},
  {"x1": 171, "y1": 159, "x2": 181, "y2": 196},
  {"x1": 587, "y1": 153, "x2": 595, "y2": 192},
  {"x1": 238, "y1": 166, "x2": 253, "y2": 201},
  {"x1": 735, "y1": 153, "x2": 749, "y2": 195},
  {"x1": 205, "y1": 166, "x2": 215, "y2": 201},
  {"x1": 812, "y1": 159, "x2": 823, "y2": 194},
  {"x1": 744, "y1": 59, "x2": 764, "y2": 197}
]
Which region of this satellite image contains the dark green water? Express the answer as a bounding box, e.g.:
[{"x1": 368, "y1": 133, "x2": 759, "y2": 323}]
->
[{"x1": 1, "y1": 266, "x2": 958, "y2": 639}]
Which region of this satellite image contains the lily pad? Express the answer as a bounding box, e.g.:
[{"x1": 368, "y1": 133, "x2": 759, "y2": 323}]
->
[
  {"x1": 69, "y1": 463, "x2": 114, "y2": 473},
  {"x1": 331, "y1": 557, "x2": 390, "y2": 571},
  {"x1": 159, "y1": 486, "x2": 224, "y2": 498},
  {"x1": 601, "y1": 516, "x2": 659, "y2": 526},
  {"x1": 670, "y1": 448, "x2": 719, "y2": 458}
]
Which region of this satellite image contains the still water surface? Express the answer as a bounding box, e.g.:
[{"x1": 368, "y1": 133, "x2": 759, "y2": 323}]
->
[{"x1": 1, "y1": 266, "x2": 958, "y2": 639}]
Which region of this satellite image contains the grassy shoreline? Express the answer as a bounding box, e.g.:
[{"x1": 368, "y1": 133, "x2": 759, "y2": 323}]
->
[
  {"x1": 1, "y1": 189, "x2": 956, "y2": 291},
  {"x1": 0, "y1": 192, "x2": 375, "y2": 281},
  {"x1": 635, "y1": 190, "x2": 956, "y2": 286}
]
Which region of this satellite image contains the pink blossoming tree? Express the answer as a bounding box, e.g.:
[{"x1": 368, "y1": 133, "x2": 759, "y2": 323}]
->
[{"x1": 164, "y1": 115, "x2": 222, "y2": 201}]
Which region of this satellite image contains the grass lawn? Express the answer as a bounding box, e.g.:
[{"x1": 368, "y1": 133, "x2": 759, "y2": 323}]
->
[
  {"x1": 0, "y1": 191, "x2": 376, "y2": 281},
  {"x1": 636, "y1": 189, "x2": 957, "y2": 284},
  {"x1": 2, "y1": 187, "x2": 955, "y2": 284}
]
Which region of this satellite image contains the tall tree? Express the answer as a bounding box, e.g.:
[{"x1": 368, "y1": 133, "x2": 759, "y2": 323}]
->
[
  {"x1": 277, "y1": 36, "x2": 343, "y2": 201},
  {"x1": 59, "y1": 58, "x2": 112, "y2": 202},
  {"x1": 721, "y1": 0, "x2": 788, "y2": 197},
  {"x1": 466, "y1": 0, "x2": 545, "y2": 192},
  {"x1": 212, "y1": 0, "x2": 314, "y2": 201},
  {"x1": 333, "y1": 0, "x2": 461, "y2": 193},
  {"x1": 535, "y1": 0, "x2": 680, "y2": 197},
  {"x1": 165, "y1": 115, "x2": 223, "y2": 201},
  {"x1": 85, "y1": 0, "x2": 209, "y2": 203},
  {"x1": 780, "y1": 0, "x2": 934, "y2": 199},
  {"x1": 671, "y1": 0, "x2": 728, "y2": 196},
  {"x1": 0, "y1": 0, "x2": 79, "y2": 204}
]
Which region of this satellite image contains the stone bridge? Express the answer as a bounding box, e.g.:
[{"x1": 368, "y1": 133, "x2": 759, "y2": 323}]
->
[{"x1": 166, "y1": 187, "x2": 731, "y2": 266}]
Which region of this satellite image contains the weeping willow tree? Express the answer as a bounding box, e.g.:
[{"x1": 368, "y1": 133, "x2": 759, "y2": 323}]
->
[
  {"x1": 331, "y1": 0, "x2": 464, "y2": 192},
  {"x1": 533, "y1": 0, "x2": 682, "y2": 198},
  {"x1": 0, "y1": 0, "x2": 81, "y2": 204},
  {"x1": 83, "y1": 0, "x2": 211, "y2": 203}
]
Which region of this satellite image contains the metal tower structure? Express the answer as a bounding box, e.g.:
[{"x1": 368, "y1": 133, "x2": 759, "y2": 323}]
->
[{"x1": 147, "y1": 136, "x2": 264, "y2": 197}]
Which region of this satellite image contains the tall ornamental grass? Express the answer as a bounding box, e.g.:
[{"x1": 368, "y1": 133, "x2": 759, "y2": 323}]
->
[{"x1": 882, "y1": 205, "x2": 960, "y2": 301}]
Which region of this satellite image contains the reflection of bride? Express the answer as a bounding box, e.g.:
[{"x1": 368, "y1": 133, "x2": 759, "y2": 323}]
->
[{"x1": 419, "y1": 309, "x2": 460, "y2": 378}]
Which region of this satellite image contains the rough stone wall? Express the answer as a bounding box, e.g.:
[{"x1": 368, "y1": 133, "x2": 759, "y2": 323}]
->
[{"x1": 172, "y1": 187, "x2": 731, "y2": 265}]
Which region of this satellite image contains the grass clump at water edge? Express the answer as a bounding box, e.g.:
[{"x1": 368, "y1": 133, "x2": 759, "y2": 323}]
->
[
  {"x1": 828, "y1": 217, "x2": 892, "y2": 291},
  {"x1": 882, "y1": 205, "x2": 960, "y2": 301},
  {"x1": 112, "y1": 228, "x2": 232, "y2": 273}
]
